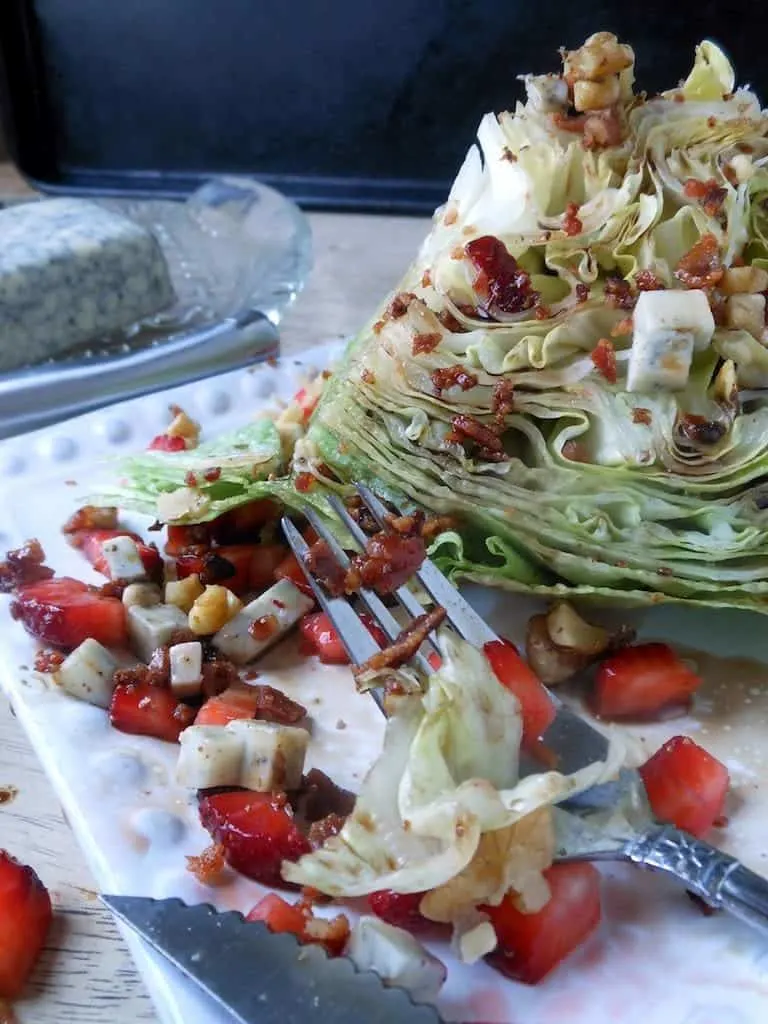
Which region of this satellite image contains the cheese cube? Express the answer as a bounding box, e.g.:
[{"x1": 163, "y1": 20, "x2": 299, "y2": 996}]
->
[
  {"x1": 169, "y1": 641, "x2": 204, "y2": 698},
  {"x1": 226, "y1": 719, "x2": 309, "y2": 791},
  {"x1": 176, "y1": 726, "x2": 244, "y2": 789},
  {"x1": 0, "y1": 198, "x2": 174, "y2": 372},
  {"x1": 628, "y1": 289, "x2": 714, "y2": 392},
  {"x1": 127, "y1": 603, "x2": 189, "y2": 662},
  {"x1": 347, "y1": 917, "x2": 446, "y2": 1004},
  {"x1": 212, "y1": 579, "x2": 314, "y2": 665},
  {"x1": 55, "y1": 638, "x2": 118, "y2": 708},
  {"x1": 101, "y1": 536, "x2": 146, "y2": 583}
]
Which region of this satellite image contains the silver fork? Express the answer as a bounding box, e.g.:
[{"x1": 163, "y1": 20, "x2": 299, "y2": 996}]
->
[{"x1": 282, "y1": 484, "x2": 768, "y2": 936}]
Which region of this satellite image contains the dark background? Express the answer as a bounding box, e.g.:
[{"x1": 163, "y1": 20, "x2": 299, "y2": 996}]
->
[{"x1": 0, "y1": 0, "x2": 761, "y2": 212}]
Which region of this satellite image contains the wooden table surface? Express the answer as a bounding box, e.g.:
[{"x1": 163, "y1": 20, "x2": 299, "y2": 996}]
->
[{"x1": 0, "y1": 163, "x2": 430, "y2": 1022}]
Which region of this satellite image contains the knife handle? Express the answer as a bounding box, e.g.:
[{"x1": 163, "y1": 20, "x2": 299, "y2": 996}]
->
[{"x1": 626, "y1": 824, "x2": 768, "y2": 934}]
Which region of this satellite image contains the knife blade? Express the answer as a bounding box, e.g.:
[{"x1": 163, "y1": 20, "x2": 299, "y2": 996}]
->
[{"x1": 102, "y1": 895, "x2": 444, "y2": 1024}]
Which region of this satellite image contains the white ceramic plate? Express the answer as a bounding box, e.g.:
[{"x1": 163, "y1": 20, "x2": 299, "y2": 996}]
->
[{"x1": 0, "y1": 344, "x2": 767, "y2": 1024}]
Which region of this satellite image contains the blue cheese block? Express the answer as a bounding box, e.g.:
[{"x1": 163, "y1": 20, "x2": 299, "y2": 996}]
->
[{"x1": 0, "y1": 198, "x2": 174, "y2": 371}]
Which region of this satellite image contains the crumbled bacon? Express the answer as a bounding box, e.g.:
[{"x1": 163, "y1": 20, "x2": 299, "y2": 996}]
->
[
  {"x1": 674, "y1": 233, "x2": 724, "y2": 289},
  {"x1": 448, "y1": 414, "x2": 507, "y2": 462},
  {"x1": 610, "y1": 316, "x2": 633, "y2": 337},
  {"x1": 436, "y1": 308, "x2": 468, "y2": 333},
  {"x1": 421, "y1": 269, "x2": 432, "y2": 288},
  {"x1": 345, "y1": 496, "x2": 379, "y2": 535},
  {"x1": 360, "y1": 368, "x2": 376, "y2": 385},
  {"x1": 383, "y1": 511, "x2": 424, "y2": 537},
  {"x1": 677, "y1": 414, "x2": 727, "y2": 446},
  {"x1": 348, "y1": 532, "x2": 427, "y2": 595},
  {"x1": 582, "y1": 107, "x2": 626, "y2": 150},
  {"x1": 534, "y1": 303, "x2": 552, "y2": 320},
  {"x1": 492, "y1": 379, "x2": 515, "y2": 430},
  {"x1": 248, "y1": 615, "x2": 279, "y2": 642},
  {"x1": 305, "y1": 539, "x2": 347, "y2": 597},
  {"x1": 604, "y1": 276, "x2": 635, "y2": 310},
  {"x1": 308, "y1": 813, "x2": 346, "y2": 849},
  {"x1": 113, "y1": 657, "x2": 169, "y2": 691},
  {"x1": 186, "y1": 843, "x2": 228, "y2": 886},
  {"x1": 201, "y1": 658, "x2": 241, "y2": 698},
  {"x1": 632, "y1": 407, "x2": 653, "y2": 426},
  {"x1": 420, "y1": 515, "x2": 457, "y2": 541},
  {"x1": 62, "y1": 505, "x2": 117, "y2": 534},
  {"x1": 635, "y1": 270, "x2": 665, "y2": 292},
  {"x1": 0, "y1": 539, "x2": 55, "y2": 594},
  {"x1": 412, "y1": 331, "x2": 442, "y2": 356},
  {"x1": 575, "y1": 283, "x2": 590, "y2": 303},
  {"x1": 35, "y1": 649, "x2": 65, "y2": 673},
  {"x1": 354, "y1": 606, "x2": 446, "y2": 679},
  {"x1": 387, "y1": 292, "x2": 417, "y2": 319},
  {"x1": 683, "y1": 178, "x2": 728, "y2": 217},
  {"x1": 563, "y1": 202, "x2": 583, "y2": 237},
  {"x1": 252, "y1": 684, "x2": 306, "y2": 725},
  {"x1": 464, "y1": 236, "x2": 539, "y2": 316},
  {"x1": 591, "y1": 338, "x2": 618, "y2": 384},
  {"x1": 295, "y1": 472, "x2": 315, "y2": 493},
  {"x1": 431, "y1": 364, "x2": 478, "y2": 393},
  {"x1": 551, "y1": 111, "x2": 587, "y2": 134},
  {"x1": 294, "y1": 768, "x2": 356, "y2": 825},
  {"x1": 184, "y1": 471, "x2": 198, "y2": 488}
]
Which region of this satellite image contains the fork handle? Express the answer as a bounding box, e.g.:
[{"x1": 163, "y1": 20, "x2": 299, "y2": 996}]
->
[{"x1": 626, "y1": 824, "x2": 768, "y2": 934}]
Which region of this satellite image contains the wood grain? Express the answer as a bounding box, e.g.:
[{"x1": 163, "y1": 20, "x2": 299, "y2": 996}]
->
[{"x1": 0, "y1": 162, "x2": 429, "y2": 1022}]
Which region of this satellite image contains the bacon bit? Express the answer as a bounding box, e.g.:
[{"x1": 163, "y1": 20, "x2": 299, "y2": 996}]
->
[
  {"x1": 248, "y1": 615, "x2": 279, "y2": 642},
  {"x1": 678, "y1": 414, "x2": 727, "y2": 446},
  {"x1": 635, "y1": 269, "x2": 665, "y2": 292},
  {"x1": 295, "y1": 472, "x2": 315, "y2": 493},
  {"x1": 683, "y1": 178, "x2": 728, "y2": 217},
  {"x1": 305, "y1": 539, "x2": 347, "y2": 596},
  {"x1": 0, "y1": 786, "x2": 18, "y2": 806},
  {"x1": 464, "y1": 236, "x2": 538, "y2": 315},
  {"x1": 563, "y1": 202, "x2": 583, "y2": 237},
  {"x1": 412, "y1": 331, "x2": 442, "y2": 356},
  {"x1": 492, "y1": 379, "x2": 515, "y2": 429},
  {"x1": 387, "y1": 292, "x2": 417, "y2": 319},
  {"x1": 674, "y1": 233, "x2": 724, "y2": 289},
  {"x1": 738, "y1": 143, "x2": 754, "y2": 154},
  {"x1": 184, "y1": 471, "x2": 198, "y2": 488},
  {"x1": 297, "y1": 767, "x2": 356, "y2": 824},
  {"x1": 632, "y1": 407, "x2": 653, "y2": 425},
  {"x1": 372, "y1": 319, "x2": 386, "y2": 334},
  {"x1": 707, "y1": 116, "x2": 717, "y2": 129},
  {"x1": 252, "y1": 684, "x2": 306, "y2": 725},
  {"x1": 436, "y1": 308, "x2": 467, "y2": 333},
  {"x1": 62, "y1": 505, "x2": 118, "y2": 533},
  {"x1": 384, "y1": 512, "x2": 423, "y2": 537},
  {"x1": 723, "y1": 165, "x2": 738, "y2": 187},
  {"x1": 34, "y1": 649, "x2": 65, "y2": 673},
  {"x1": 562, "y1": 440, "x2": 590, "y2": 463},
  {"x1": 444, "y1": 207, "x2": 458, "y2": 226},
  {"x1": 611, "y1": 317, "x2": 633, "y2": 337},
  {"x1": 502, "y1": 146, "x2": 518, "y2": 162},
  {"x1": 345, "y1": 496, "x2": 379, "y2": 535},
  {"x1": 431, "y1": 364, "x2": 478, "y2": 393},
  {"x1": 360, "y1": 368, "x2": 376, "y2": 385},
  {"x1": 604, "y1": 276, "x2": 635, "y2": 310},
  {"x1": 148, "y1": 433, "x2": 186, "y2": 452},
  {"x1": 448, "y1": 414, "x2": 507, "y2": 462},
  {"x1": 201, "y1": 658, "x2": 241, "y2": 699},
  {"x1": 534, "y1": 303, "x2": 552, "y2": 320},
  {"x1": 308, "y1": 813, "x2": 346, "y2": 849},
  {"x1": 0, "y1": 539, "x2": 55, "y2": 594},
  {"x1": 582, "y1": 107, "x2": 625, "y2": 150},
  {"x1": 421, "y1": 269, "x2": 432, "y2": 288},
  {"x1": 348, "y1": 531, "x2": 426, "y2": 595},
  {"x1": 186, "y1": 843, "x2": 228, "y2": 886},
  {"x1": 575, "y1": 282, "x2": 590, "y2": 303},
  {"x1": 421, "y1": 514, "x2": 458, "y2": 541},
  {"x1": 673, "y1": 92, "x2": 685, "y2": 103},
  {"x1": 552, "y1": 111, "x2": 587, "y2": 134},
  {"x1": 591, "y1": 338, "x2": 618, "y2": 384},
  {"x1": 354, "y1": 606, "x2": 447, "y2": 679}
]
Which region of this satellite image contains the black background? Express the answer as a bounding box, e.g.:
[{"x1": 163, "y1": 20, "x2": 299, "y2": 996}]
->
[{"x1": 0, "y1": 1, "x2": 761, "y2": 212}]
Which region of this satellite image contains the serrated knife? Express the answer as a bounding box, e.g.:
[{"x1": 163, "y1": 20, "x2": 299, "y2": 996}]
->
[{"x1": 102, "y1": 895, "x2": 444, "y2": 1024}]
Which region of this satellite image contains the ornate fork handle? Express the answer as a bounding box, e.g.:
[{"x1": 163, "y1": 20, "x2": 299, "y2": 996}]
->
[{"x1": 626, "y1": 824, "x2": 768, "y2": 934}]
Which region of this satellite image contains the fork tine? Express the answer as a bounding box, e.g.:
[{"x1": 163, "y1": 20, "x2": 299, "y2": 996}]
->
[
  {"x1": 281, "y1": 517, "x2": 386, "y2": 714},
  {"x1": 327, "y1": 494, "x2": 440, "y2": 660},
  {"x1": 301, "y1": 506, "x2": 434, "y2": 678},
  {"x1": 355, "y1": 483, "x2": 497, "y2": 649}
]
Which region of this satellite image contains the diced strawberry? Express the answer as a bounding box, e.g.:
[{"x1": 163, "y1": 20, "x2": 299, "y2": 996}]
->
[
  {"x1": 483, "y1": 863, "x2": 601, "y2": 985},
  {"x1": 592, "y1": 643, "x2": 702, "y2": 720},
  {"x1": 195, "y1": 687, "x2": 258, "y2": 727},
  {"x1": 483, "y1": 639, "x2": 556, "y2": 751},
  {"x1": 639, "y1": 735, "x2": 729, "y2": 837},
  {"x1": 109, "y1": 681, "x2": 195, "y2": 742},
  {"x1": 247, "y1": 544, "x2": 290, "y2": 592},
  {"x1": 246, "y1": 892, "x2": 349, "y2": 956},
  {"x1": 299, "y1": 611, "x2": 387, "y2": 665},
  {"x1": 0, "y1": 851, "x2": 53, "y2": 998},
  {"x1": 148, "y1": 433, "x2": 186, "y2": 452},
  {"x1": 367, "y1": 890, "x2": 431, "y2": 934},
  {"x1": 275, "y1": 551, "x2": 315, "y2": 598},
  {"x1": 10, "y1": 577, "x2": 127, "y2": 649},
  {"x1": 69, "y1": 528, "x2": 162, "y2": 581},
  {"x1": 199, "y1": 790, "x2": 311, "y2": 887},
  {"x1": 209, "y1": 500, "x2": 280, "y2": 544},
  {"x1": 164, "y1": 523, "x2": 212, "y2": 556}
]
